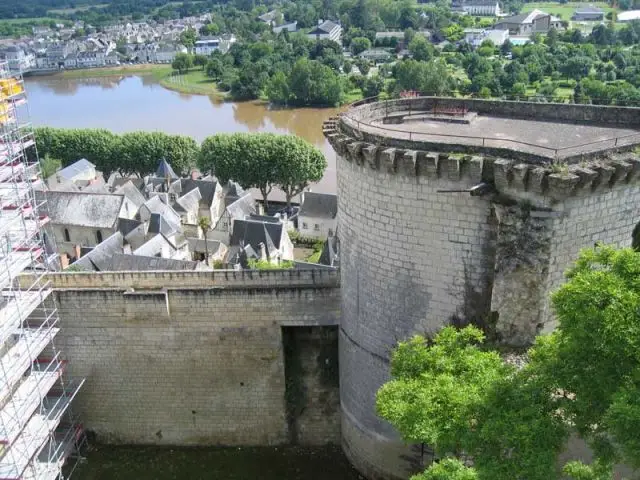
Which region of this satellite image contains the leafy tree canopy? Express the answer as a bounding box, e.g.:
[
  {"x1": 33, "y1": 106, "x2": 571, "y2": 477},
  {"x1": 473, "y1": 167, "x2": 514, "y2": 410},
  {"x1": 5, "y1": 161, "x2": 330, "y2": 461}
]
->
[{"x1": 379, "y1": 246, "x2": 640, "y2": 480}]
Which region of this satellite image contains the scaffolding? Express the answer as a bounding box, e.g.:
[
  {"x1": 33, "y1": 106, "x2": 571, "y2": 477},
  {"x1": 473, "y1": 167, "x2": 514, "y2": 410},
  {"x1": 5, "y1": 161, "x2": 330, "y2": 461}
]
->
[{"x1": 0, "y1": 61, "x2": 85, "y2": 480}]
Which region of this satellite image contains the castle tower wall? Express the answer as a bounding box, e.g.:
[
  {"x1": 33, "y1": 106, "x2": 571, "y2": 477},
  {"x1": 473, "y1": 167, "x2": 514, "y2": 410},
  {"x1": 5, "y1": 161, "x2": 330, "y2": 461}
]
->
[{"x1": 324, "y1": 98, "x2": 640, "y2": 479}]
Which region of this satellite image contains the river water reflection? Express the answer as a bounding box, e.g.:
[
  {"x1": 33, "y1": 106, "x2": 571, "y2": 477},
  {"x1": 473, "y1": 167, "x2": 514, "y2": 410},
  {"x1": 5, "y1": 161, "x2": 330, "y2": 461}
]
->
[{"x1": 24, "y1": 75, "x2": 341, "y2": 195}]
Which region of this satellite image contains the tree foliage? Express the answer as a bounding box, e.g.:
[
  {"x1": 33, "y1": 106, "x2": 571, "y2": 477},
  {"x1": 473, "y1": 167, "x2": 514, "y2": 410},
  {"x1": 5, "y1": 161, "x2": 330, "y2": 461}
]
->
[
  {"x1": 34, "y1": 127, "x2": 198, "y2": 176},
  {"x1": 198, "y1": 133, "x2": 326, "y2": 206},
  {"x1": 379, "y1": 245, "x2": 640, "y2": 480}
]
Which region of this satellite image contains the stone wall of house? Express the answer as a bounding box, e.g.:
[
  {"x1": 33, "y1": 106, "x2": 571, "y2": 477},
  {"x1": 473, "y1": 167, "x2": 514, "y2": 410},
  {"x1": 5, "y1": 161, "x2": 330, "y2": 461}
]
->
[
  {"x1": 325, "y1": 105, "x2": 640, "y2": 479},
  {"x1": 49, "y1": 269, "x2": 341, "y2": 446}
]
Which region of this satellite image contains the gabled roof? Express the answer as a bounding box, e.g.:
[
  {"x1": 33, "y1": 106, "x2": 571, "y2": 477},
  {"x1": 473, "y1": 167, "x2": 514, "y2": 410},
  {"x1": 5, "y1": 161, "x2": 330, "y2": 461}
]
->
[
  {"x1": 309, "y1": 20, "x2": 340, "y2": 35},
  {"x1": 226, "y1": 193, "x2": 256, "y2": 220},
  {"x1": 148, "y1": 212, "x2": 177, "y2": 237},
  {"x1": 230, "y1": 218, "x2": 284, "y2": 258},
  {"x1": 300, "y1": 192, "x2": 338, "y2": 219},
  {"x1": 175, "y1": 187, "x2": 202, "y2": 214},
  {"x1": 106, "y1": 253, "x2": 203, "y2": 271},
  {"x1": 139, "y1": 196, "x2": 181, "y2": 231},
  {"x1": 188, "y1": 237, "x2": 222, "y2": 254},
  {"x1": 156, "y1": 158, "x2": 179, "y2": 180},
  {"x1": 117, "y1": 217, "x2": 143, "y2": 236},
  {"x1": 574, "y1": 6, "x2": 603, "y2": 13},
  {"x1": 46, "y1": 191, "x2": 124, "y2": 229},
  {"x1": 181, "y1": 178, "x2": 218, "y2": 207},
  {"x1": 110, "y1": 176, "x2": 145, "y2": 191},
  {"x1": 72, "y1": 232, "x2": 124, "y2": 271},
  {"x1": 56, "y1": 158, "x2": 95, "y2": 181},
  {"x1": 133, "y1": 233, "x2": 176, "y2": 257},
  {"x1": 114, "y1": 180, "x2": 146, "y2": 208}
]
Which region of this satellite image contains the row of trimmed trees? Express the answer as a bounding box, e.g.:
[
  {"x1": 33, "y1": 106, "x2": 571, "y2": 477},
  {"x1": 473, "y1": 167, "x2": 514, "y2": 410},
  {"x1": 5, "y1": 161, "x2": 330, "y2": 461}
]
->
[{"x1": 33, "y1": 128, "x2": 327, "y2": 206}]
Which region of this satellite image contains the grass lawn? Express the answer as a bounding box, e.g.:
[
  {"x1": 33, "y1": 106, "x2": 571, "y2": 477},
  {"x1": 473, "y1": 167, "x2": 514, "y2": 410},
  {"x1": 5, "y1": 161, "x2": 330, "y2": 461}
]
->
[
  {"x1": 48, "y1": 4, "x2": 108, "y2": 14},
  {"x1": 56, "y1": 64, "x2": 172, "y2": 79},
  {"x1": 159, "y1": 68, "x2": 226, "y2": 97},
  {"x1": 343, "y1": 88, "x2": 364, "y2": 104},
  {"x1": 1, "y1": 17, "x2": 60, "y2": 24},
  {"x1": 521, "y1": 2, "x2": 616, "y2": 20}
]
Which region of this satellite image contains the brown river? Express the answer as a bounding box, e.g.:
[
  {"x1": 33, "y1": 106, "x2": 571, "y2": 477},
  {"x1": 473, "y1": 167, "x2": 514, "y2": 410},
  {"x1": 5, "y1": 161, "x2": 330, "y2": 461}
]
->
[{"x1": 24, "y1": 75, "x2": 341, "y2": 195}]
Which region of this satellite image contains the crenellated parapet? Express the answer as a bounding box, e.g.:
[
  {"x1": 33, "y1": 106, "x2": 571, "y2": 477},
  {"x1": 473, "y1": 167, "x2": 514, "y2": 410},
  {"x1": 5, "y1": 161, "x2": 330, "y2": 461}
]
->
[{"x1": 324, "y1": 117, "x2": 640, "y2": 203}]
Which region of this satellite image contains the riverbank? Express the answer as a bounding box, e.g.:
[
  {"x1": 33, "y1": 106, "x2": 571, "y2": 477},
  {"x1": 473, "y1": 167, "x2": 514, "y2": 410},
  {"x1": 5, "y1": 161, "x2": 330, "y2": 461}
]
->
[
  {"x1": 54, "y1": 64, "x2": 172, "y2": 79},
  {"x1": 159, "y1": 69, "x2": 226, "y2": 97},
  {"x1": 72, "y1": 444, "x2": 364, "y2": 480}
]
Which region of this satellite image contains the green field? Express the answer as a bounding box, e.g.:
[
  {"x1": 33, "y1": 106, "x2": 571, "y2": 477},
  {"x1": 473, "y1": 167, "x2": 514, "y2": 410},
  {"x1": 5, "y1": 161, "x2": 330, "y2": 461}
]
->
[
  {"x1": 1, "y1": 17, "x2": 59, "y2": 24},
  {"x1": 521, "y1": 2, "x2": 616, "y2": 20},
  {"x1": 159, "y1": 69, "x2": 226, "y2": 97},
  {"x1": 56, "y1": 64, "x2": 172, "y2": 79},
  {"x1": 48, "y1": 4, "x2": 108, "y2": 14}
]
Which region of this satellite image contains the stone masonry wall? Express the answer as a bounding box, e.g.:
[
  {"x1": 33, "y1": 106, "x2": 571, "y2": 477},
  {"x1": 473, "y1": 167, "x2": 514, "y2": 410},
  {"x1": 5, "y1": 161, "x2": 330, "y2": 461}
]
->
[
  {"x1": 50, "y1": 269, "x2": 340, "y2": 446},
  {"x1": 337, "y1": 151, "x2": 496, "y2": 479}
]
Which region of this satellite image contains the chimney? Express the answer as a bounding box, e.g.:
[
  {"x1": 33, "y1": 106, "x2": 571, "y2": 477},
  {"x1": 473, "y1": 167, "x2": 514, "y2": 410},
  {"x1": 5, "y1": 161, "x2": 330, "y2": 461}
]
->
[
  {"x1": 74, "y1": 244, "x2": 82, "y2": 260},
  {"x1": 191, "y1": 169, "x2": 198, "y2": 180},
  {"x1": 257, "y1": 202, "x2": 265, "y2": 215},
  {"x1": 259, "y1": 242, "x2": 267, "y2": 261}
]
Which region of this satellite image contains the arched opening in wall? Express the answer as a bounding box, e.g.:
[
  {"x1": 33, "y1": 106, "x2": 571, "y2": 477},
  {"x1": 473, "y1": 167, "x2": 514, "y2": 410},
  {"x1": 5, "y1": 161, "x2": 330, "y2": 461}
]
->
[
  {"x1": 63, "y1": 228, "x2": 70, "y2": 242},
  {"x1": 633, "y1": 222, "x2": 640, "y2": 251}
]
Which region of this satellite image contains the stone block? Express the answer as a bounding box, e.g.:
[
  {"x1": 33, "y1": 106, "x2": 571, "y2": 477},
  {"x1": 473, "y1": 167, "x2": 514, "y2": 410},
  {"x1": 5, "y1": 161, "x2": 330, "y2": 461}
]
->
[
  {"x1": 467, "y1": 156, "x2": 484, "y2": 183},
  {"x1": 528, "y1": 167, "x2": 548, "y2": 195},
  {"x1": 547, "y1": 173, "x2": 580, "y2": 201},
  {"x1": 493, "y1": 159, "x2": 514, "y2": 191},
  {"x1": 380, "y1": 148, "x2": 398, "y2": 174},
  {"x1": 591, "y1": 164, "x2": 616, "y2": 190},
  {"x1": 423, "y1": 152, "x2": 440, "y2": 178},
  {"x1": 511, "y1": 164, "x2": 530, "y2": 191},
  {"x1": 610, "y1": 159, "x2": 633, "y2": 186},
  {"x1": 347, "y1": 141, "x2": 364, "y2": 165},
  {"x1": 362, "y1": 144, "x2": 379, "y2": 170},
  {"x1": 399, "y1": 150, "x2": 417, "y2": 177},
  {"x1": 441, "y1": 156, "x2": 461, "y2": 181},
  {"x1": 572, "y1": 166, "x2": 598, "y2": 190}
]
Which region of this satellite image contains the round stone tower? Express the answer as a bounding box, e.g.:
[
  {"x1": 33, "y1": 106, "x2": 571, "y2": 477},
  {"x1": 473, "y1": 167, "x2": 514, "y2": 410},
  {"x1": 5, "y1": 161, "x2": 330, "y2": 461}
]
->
[{"x1": 323, "y1": 97, "x2": 640, "y2": 480}]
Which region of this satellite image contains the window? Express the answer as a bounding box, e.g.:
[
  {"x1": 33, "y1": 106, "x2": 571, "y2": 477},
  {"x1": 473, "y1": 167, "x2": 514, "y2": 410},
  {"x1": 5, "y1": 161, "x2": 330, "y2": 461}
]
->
[
  {"x1": 96, "y1": 230, "x2": 103, "y2": 243},
  {"x1": 314, "y1": 224, "x2": 320, "y2": 231},
  {"x1": 302, "y1": 222, "x2": 308, "y2": 230},
  {"x1": 63, "y1": 228, "x2": 70, "y2": 242}
]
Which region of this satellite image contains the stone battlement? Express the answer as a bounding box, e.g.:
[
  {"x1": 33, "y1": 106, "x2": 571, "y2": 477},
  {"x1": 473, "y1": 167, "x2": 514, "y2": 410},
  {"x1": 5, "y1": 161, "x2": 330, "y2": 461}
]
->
[
  {"x1": 327, "y1": 97, "x2": 640, "y2": 162},
  {"x1": 24, "y1": 268, "x2": 339, "y2": 290},
  {"x1": 325, "y1": 118, "x2": 640, "y2": 203}
]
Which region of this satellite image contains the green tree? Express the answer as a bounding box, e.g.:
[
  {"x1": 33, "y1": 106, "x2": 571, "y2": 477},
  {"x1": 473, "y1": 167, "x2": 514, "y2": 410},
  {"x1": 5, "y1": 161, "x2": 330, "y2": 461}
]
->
[
  {"x1": 379, "y1": 245, "x2": 640, "y2": 480},
  {"x1": 197, "y1": 216, "x2": 211, "y2": 264},
  {"x1": 205, "y1": 57, "x2": 224, "y2": 79},
  {"x1": 180, "y1": 27, "x2": 197, "y2": 50},
  {"x1": 172, "y1": 53, "x2": 193, "y2": 73},
  {"x1": 363, "y1": 75, "x2": 384, "y2": 98},
  {"x1": 414, "y1": 459, "x2": 477, "y2": 480},
  {"x1": 199, "y1": 133, "x2": 327, "y2": 207},
  {"x1": 443, "y1": 24, "x2": 464, "y2": 42},
  {"x1": 408, "y1": 34, "x2": 433, "y2": 62},
  {"x1": 118, "y1": 132, "x2": 198, "y2": 176},
  {"x1": 193, "y1": 54, "x2": 208, "y2": 70},
  {"x1": 394, "y1": 60, "x2": 454, "y2": 95},
  {"x1": 287, "y1": 58, "x2": 343, "y2": 106},
  {"x1": 39, "y1": 155, "x2": 61, "y2": 179},
  {"x1": 265, "y1": 71, "x2": 291, "y2": 105},
  {"x1": 351, "y1": 36, "x2": 372, "y2": 55}
]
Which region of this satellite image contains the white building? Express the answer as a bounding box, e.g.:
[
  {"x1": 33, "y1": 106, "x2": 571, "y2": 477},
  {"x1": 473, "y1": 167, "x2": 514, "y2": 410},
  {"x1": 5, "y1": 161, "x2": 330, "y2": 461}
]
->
[
  {"x1": 273, "y1": 21, "x2": 298, "y2": 34},
  {"x1": 194, "y1": 35, "x2": 236, "y2": 55},
  {"x1": 465, "y1": 28, "x2": 509, "y2": 47},
  {"x1": 307, "y1": 20, "x2": 342, "y2": 43},
  {"x1": 618, "y1": 10, "x2": 640, "y2": 22},
  {"x1": 1, "y1": 47, "x2": 36, "y2": 73},
  {"x1": 298, "y1": 192, "x2": 338, "y2": 239},
  {"x1": 455, "y1": 0, "x2": 501, "y2": 16}
]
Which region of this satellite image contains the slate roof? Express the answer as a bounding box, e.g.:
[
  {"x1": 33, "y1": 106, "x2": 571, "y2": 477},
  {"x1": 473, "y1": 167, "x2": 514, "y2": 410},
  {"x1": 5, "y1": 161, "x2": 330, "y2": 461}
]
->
[
  {"x1": 140, "y1": 196, "x2": 181, "y2": 231},
  {"x1": 574, "y1": 6, "x2": 603, "y2": 13},
  {"x1": 299, "y1": 192, "x2": 338, "y2": 219},
  {"x1": 133, "y1": 233, "x2": 176, "y2": 257},
  {"x1": 106, "y1": 253, "x2": 202, "y2": 271},
  {"x1": 114, "y1": 180, "x2": 146, "y2": 208},
  {"x1": 72, "y1": 232, "x2": 124, "y2": 271},
  {"x1": 117, "y1": 218, "x2": 143, "y2": 236},
  {"x1": 319, "y1": 234, "x2": 340, "y2": 267},
  {"x1": 111, "y1": 176, "x2": 145, "y2": 191},
  {"x1": 156, "y1": 158, "x2": 179, "y2": 180},
  {"x1": 310, "y1": 20, "x2": 340, "y2": 34},
  {"x1": 226, "y1": 193, "x2": 256, "y2": 220},
  {"x1": 230, "y1": 218, "x2": 283, "y2": 259},
  {"x1": 148, "y1": 212, "x2": 178, "y2": 237},
  {"x1": 46, "y1": 191, "x2": 124, "y2": 229},
  {"x1": 56, "y1": 158, "x2": 95, "y2": 181},
  {"x1": 188, "y1": 237, "x2": 222, "y2": 254},
  {"x1": 175, "y1": 187, "x2": 202, "y2": 214},
  {"x1": 181, "y1": 178, "x2": 217, "y2": 207}
]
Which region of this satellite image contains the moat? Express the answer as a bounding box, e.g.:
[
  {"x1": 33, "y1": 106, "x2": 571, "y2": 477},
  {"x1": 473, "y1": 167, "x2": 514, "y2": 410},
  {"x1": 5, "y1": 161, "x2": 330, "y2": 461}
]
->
[
  {"x1": 74, "y1": 445, "x2": 363, "y2": 480},
  {"x1": 24, "y1": 74, "x2": 339, "y2": 195}
]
